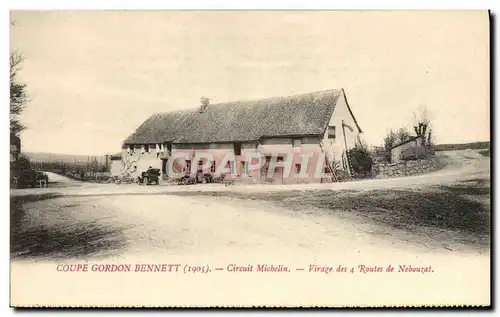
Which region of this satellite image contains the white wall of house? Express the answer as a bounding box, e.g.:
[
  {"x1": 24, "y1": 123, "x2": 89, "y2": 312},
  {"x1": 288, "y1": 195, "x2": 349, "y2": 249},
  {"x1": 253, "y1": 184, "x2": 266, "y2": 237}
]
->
[
  {"x1": 110, "y1": 159, "x2": 122, "y2": 177},
  {"x1": 322, "y1": 91, "x2": 361, "y2": 168},
  {"x1": 121, "y1": 144, "x2": 164, "y2": 178}
]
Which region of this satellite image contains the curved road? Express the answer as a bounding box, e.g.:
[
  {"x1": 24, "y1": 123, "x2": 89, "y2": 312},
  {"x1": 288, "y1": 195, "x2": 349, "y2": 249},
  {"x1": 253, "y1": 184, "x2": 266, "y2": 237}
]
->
[
  {"x1": 14, "y1": 149, "x2": 490, "y2": 197},
  {"x1": 10, "y1": 149, "x2": 491, "y2": 307},
  {"x1": 43, "y1": 171, "x2": 82, "y2": 184}
]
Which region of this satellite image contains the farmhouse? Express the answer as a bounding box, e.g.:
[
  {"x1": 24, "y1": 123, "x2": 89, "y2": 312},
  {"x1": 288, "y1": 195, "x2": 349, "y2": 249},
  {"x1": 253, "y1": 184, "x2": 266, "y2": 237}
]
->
[{"x1": 120, "y1": 89, "x2": 363, "y2": 184}]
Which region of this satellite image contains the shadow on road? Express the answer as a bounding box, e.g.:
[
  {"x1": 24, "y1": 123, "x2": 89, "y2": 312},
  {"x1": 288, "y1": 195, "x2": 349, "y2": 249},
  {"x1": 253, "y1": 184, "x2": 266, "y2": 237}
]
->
[{"x1": 10, "y1": 195, "x2": 127, "y2": 260}]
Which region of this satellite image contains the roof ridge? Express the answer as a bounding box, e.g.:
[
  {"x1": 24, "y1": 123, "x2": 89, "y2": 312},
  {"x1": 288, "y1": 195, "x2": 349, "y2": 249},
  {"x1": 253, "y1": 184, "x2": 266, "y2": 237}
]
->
[
  {"x1": 153, "y1": 108, "x2": 194, "y2": 116},
  {"x1": 152, "y1": 88, "x2": 343, "y2": 114},
  {"x1": 124, "y1": 88, "x2": 349, "y2": 145},
  {"x1": 209, "y1": 88, "x2": 343, "y2": 107}
]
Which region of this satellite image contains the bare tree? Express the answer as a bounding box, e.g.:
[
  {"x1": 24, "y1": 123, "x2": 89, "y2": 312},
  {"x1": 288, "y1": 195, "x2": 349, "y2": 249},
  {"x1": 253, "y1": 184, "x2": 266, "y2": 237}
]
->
[
  {"x1": 412, "y1": 104, "x2": 432, "y2": 144},
  {"x1": 10, "y1": 50, "x2": 29, "y2": 135},
  {"x1": 121, "y1": 153, "x2": 141, "y2": 177}
]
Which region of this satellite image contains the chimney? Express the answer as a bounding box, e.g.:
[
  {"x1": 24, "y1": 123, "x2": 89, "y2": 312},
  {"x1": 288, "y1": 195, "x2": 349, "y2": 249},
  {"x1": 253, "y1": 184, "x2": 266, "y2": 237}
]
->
[{"x1": 199, "y1": 97, "x2": 210, "y2": 113}]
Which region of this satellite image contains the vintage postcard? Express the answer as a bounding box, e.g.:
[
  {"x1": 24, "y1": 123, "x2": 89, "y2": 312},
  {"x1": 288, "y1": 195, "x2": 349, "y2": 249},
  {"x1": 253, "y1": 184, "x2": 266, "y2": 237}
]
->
[{"x1": 9, "y1": 10, "x2": 490, "y2": 308}]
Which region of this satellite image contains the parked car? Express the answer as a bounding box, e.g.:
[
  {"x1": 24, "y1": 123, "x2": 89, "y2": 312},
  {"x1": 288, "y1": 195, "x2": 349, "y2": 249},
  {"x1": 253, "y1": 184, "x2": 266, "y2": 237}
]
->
[
  {"x1": 197, "y1": 171, "x2": 214, "y2": 184},
  {"x1": 136, "y1": 168, "x2": 161, "y2": 185}
]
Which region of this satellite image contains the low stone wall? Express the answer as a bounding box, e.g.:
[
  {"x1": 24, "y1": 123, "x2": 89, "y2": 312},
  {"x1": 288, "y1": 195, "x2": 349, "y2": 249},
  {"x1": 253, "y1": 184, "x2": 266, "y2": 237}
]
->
[{"x1": 372, "y1": 156, "x2": 440, "y2": 179}]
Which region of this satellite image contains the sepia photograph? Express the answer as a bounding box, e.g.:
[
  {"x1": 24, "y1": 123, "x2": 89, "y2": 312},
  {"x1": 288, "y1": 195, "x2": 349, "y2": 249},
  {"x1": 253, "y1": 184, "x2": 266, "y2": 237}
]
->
[{"x1": 9, "y1": 10, "x2": 490, "y2": 307}]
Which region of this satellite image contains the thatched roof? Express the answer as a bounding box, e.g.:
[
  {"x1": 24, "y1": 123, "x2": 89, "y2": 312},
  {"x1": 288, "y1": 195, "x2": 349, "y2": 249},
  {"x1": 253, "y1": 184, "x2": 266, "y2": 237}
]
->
[{"x1": 124, "y1": 89, "x2": 359, "y2": 145}]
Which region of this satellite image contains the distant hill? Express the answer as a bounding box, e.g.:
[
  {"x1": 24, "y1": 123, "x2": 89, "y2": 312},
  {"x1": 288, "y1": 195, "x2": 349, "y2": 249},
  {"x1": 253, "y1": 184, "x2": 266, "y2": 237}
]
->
[
  {"x1": 24, "y1": 152, "x2": 110, "y2": 165},
  {"x1": 434, "y1": 141, "x2": 490, "y2": 151}
]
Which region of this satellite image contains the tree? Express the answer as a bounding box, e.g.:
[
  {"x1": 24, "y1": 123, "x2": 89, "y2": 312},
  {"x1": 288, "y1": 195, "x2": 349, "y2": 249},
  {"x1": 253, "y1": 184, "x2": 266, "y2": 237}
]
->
[
  {"x1": 412, "y1": 104, "x2": 432, "y2": 145},
  {"x1": 12, "y1": 154, "x2": 31, "y2": 171},
  {"x1": 395, "y1": 127, "x2": 412, "y2": 144},
  {"x1": 382, "y1": 129, "x2": 397, "y2": 162},
  {"x1": 383, "y1": 129, "x2": 397, "y2": 150},
  {"x1": 10, "y1": 50, "x2": 29, "y2": 136}
]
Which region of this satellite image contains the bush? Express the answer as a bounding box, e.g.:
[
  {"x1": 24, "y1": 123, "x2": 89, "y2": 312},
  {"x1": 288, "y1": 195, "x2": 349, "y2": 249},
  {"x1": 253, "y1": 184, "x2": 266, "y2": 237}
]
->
[
  {"x1": 478, "y1": 148, "x2": 490, "y2": 157},
  {"x1": 333, "y1": 169, "x2": 351, "y2": 182},
  {"x1": 11, "y1": 154, "x2": 31, "y2": 171},
  {"x1": 347, "y1": 144, "x2": 374, "y2": 178},
  {"x1": 371, "y1": 146, "x2": 389, "y2": 164}
]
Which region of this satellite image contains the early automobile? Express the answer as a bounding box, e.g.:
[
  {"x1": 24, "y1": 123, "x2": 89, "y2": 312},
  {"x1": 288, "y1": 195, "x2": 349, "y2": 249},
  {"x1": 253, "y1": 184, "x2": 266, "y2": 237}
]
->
[
  {"x1": 197, "y1": 171, "x2": 214, "y2": 184},
  {"x1": 136, "y1": 168, "x2": 161, "y2": 185}
]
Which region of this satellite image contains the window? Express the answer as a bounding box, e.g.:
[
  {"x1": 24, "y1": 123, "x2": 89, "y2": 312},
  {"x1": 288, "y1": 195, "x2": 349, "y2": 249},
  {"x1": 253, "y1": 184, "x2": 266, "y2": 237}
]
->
[
  {"x1": 185, "y1": 160, "x2": 191, "y2": 173},
  {"x1": 328, "y1": 126, "x2": 336, "y2": 140},
  {"x1": 127, "y1": 145, "x2": 134, "y2": 154},
  {"x1": 198, "y1": 160, "x2": 204, "y2": 171},
  {"x1": 225, "y1": 160, "x2": 235, "y2": 174},
  {"x1": 293, "y1": 139, "x2": 302, "y2": 148},
  {"x1": 295, "y1": 163, "x2": 302, "y2": 174},
  {"x1": 234, "y1": 143, "x2": 241, "y2": 156},
  {"x1": 144, "y1": 144, "x2": 150, "y2": 153},
  {"x1": 211, "y1": 161, "x2": 216, "y2": 173}
]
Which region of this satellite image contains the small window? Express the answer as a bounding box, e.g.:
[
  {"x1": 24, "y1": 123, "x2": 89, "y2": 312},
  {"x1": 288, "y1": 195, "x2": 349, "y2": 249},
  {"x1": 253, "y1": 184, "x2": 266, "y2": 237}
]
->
[
  {"x1": 295, "y1": 163, "x2": 301, "y2": 174},
  {"x1": 144, "y1": 144, "x2": 150, "y2": 153},
  {"x1": 185, "y1": 160, "x2": 191, "y2": 173},
  {"x1": 234, "y1": 143, "x2": 241, "y2": 156},
  {"x1": 211, "y1": 161, "x2": 216, "y2": 173},
  {"x1": 225, "y1": 160, "x2": 235, "y2": 173},
  {"x1": 293, "y1": 139, "x2": 302, "y2": 147},
  {"x1": 328, "y1": 126, "x2": 336, "y2": 140}
]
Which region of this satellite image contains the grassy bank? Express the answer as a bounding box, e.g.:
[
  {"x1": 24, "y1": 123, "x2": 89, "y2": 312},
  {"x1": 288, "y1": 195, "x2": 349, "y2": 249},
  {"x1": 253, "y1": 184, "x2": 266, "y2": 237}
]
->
[{"x1": 168, "y1": 179, "x2": 491, "y2": 249}]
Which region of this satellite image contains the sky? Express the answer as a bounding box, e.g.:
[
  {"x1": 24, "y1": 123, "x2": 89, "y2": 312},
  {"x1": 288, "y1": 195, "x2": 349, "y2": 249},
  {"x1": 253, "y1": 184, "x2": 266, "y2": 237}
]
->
[{"x1": 10, "y1": 10, "x2": 490, "y2": 156}]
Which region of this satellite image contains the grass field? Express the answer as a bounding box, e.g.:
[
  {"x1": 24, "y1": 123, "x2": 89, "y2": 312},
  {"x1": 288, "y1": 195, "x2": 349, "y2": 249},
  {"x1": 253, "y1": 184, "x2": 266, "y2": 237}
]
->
[{"x1": 434, "y1": 141, "x2": 490, "y2": 151}]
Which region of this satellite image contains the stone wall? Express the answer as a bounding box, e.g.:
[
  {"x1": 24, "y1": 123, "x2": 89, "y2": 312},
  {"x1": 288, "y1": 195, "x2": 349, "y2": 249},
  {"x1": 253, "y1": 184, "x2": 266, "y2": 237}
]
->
[{"x1": 372, "y1": 156, "x2": 439, "y2": 179}]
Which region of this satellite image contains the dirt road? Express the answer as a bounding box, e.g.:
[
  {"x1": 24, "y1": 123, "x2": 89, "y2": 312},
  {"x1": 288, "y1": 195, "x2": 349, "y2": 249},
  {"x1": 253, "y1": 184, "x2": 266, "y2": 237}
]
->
[
  {"x1": 11, "y1": 149, "x2": 490, "y2": 198},
  {"x1": 40, "y1": 171, "x2": 90, "y2": 188},
  {"x1": 10, "y1": 149, "x2": 491, "y2": 307}
]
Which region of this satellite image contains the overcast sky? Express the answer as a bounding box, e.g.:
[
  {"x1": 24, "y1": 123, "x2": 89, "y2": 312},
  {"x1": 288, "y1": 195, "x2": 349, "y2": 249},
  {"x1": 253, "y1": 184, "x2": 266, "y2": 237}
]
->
[{"x1": 11, "y1": 10, "x2": 489, "y2": 155}]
